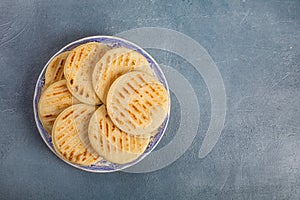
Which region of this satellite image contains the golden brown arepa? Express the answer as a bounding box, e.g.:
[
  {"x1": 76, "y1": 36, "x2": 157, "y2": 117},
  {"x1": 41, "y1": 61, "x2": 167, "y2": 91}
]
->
[
  {"x1": 38, "y1": 80, "x2": 79, "y2": 134},
  {"x1": 44, "y1": 51, "x2": 70, "y2": 89},
  {"x1": 52, "y1": 104, "x2": 102, "y2": 166},
  {"x1": 92, "y1": 47, "x2": 153, "y2": 103},
  {"x1": 106, "y1": 71, "x2": 169, "y2": 137},
  {"x1": 88, "y1": 105, "x2": 150, "y2": 164},
  {"x1": 64, "y1": 42, "x2": 109, "y2": 105}
]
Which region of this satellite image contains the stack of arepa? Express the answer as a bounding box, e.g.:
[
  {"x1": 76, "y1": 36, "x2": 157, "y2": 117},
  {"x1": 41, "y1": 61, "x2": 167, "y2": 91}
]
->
[{"x1": 38, "y1": 41, "x2": 170, "y2": 167}]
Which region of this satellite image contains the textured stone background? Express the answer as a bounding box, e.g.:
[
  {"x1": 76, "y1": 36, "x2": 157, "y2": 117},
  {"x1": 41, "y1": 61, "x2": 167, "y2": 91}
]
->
[{"x1": 0, "y1": 0, "x2": 299, "y2": 199}]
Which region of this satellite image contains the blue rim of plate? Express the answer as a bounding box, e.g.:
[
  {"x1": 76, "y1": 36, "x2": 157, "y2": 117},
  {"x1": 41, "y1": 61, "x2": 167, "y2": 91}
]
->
[{"x1": 33, "y1": 36, "x2": 170, "y2": 173}]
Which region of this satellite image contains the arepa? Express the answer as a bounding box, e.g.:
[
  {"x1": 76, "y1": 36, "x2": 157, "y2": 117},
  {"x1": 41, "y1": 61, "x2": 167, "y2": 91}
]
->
[
  {"x1": 52, "y1": 104, "x2": 102, "y2": 166},
  {"x1": 44, "y1": 51, "x2": 70, "y2": 89},
  {"x1": 38, "y1": 80, "x2": 79, "y2": 134},
  {"x1": 88, "y1": 105, "x2": 149, "y2": 164},
  {"x1": 106, "y1": 71, "x2": 170, "y2": 137},
  {"x1": 92, "y1": 47, "x2": 154, "y2": 103},
  {"x1": 64, "y1": 42, "x2": 109, "y2": 105},
  {"x1": 89, "y1": 105, "x2": 150, "y2": 153}
]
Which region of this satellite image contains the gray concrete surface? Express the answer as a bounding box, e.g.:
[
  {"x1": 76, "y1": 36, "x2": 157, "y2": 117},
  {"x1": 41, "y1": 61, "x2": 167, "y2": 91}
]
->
[{"x1": 0, "y1": 0, "x2": 299, "y2": 199}]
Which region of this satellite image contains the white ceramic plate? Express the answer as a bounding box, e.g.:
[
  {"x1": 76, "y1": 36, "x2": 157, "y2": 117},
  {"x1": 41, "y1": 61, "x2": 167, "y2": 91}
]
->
[{"x1": 33, "y1": 36, "x2": 170, "y2": 172}]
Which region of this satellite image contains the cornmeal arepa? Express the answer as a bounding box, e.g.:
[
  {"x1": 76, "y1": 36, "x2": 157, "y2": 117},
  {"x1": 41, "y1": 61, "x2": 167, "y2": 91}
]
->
[
  {"x1": 64, "y1": 42, "x2": 109, "y2": 105},
  {"x1": 38, "y1": 80, "x2": 79, "y2": 134},
  {"x1": 52, "y1": 104, "x2": 102, "y2": 166},
  {"x1": 44, "y1": 51, "x2": 70, "y2": 89},
  {"x1": 106, "y1": 71, "x2": 169, "y2": 137}
]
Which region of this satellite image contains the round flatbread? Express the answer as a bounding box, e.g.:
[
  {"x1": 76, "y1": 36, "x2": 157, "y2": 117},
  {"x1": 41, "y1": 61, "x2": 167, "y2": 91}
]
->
[
  {"x1": 52, "y1": 104, "x2": 102, "y2": 166},
  {"x1": 44, "y1": 51, "x2": 70, "y2": 89},
  {"x1": 106, "y1": 71, "x2": 170, "y2": 136},
  {"x1": 92, "y1": 47, "x2": 154, "y2": 103},
  {"x1": 38, "y1": 80, "x2": 79, "y2": 134},
  {"x1": 64, "y1": 42, "x2": 109, "y2": 105},
  {"x1": 88, "y1": 105, "x2": 150, "y2": 164}
]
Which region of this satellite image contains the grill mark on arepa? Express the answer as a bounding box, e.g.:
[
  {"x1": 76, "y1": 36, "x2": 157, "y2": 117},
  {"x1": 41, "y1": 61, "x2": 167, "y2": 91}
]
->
[
  {"x1": 132, "y1": 135, "x2": 137, "y2": 152},
  {"x1": 69, "y1": 51, "x2": 76, "y2": 66},
  {"x1": 118, "y1": 92, "x2": 125, "y2": 99},
  {"x1": 145, "y1": 100, "x2": 153, "y2": 107},
  {"x1": 118, "y1": 54, "x2": 124, "y2": 66},
  {"x1": 111, "y1": 54, "x2": 116, "y2": 65},
  {"x1": 121, "y1": 54, "x2": 128, "y2": 72},
  {"x1": 124, "y1": 54, "x2": 130, "y2": 66},
  {"x1": 130, "y1": 104, "x2": 140, "y2": 113},
  {"x1": 51, "y1": 59, "x2": 59, "y2": 69},
  {"x1": 106, "y1": 55, "x2": 111, "y2": 65},
  {"x1": 122, "y1": 87, "x2": 129, "y2": 94},
  {"x1": 45, "y1": 92, "x2": 71, "y2": 102},
  {"x1": 57, "y1": 134, "x2": 65, "y2": 140},
  {"x1": 99, "y1": 119, "x2": 103, "y2": 129},
  {"x1": 131, "y1": 77, "x2": 140, "y2": 88},
  {"x1": 99, "y1": 135, "x2": 104, "y2": 148},
  {"x1": 144, "y1": 87, "x2": 154, "y2": 99},
  {"x1": 79, "y1": 88, "x2": 84, "y2": 95},
  {"x1": 115, "y1": 117, "x2": 123, "y2": 125},
  {"x1": 69, "y1": 150, "x2": 75, "y2": 160},
  {"x1": 127, "y1": 57, "x2": 134, "y2": 70},
  {"x1": 137, "y1": 74, "x2": 146, "y2": 83},
  {"x1": 60, "y1": 59, "x2": 65, "y2": 66},
  {"x1": 93, "y1": 134, "x2": 97, "y2": 140},
  {"x1": 103, "y1": 136, "x2": 110, "y2": 155},
  {"x1": 126, "y1": 119, "x2": 136, "y2": 129},
  {"x1": 98, "y1": 62, "x2": 103, "y2": 71},
  {"x1": 52, "y1": 84, "x2": 65, "y2": 90},
  {"x1": 119, "y1": 138, "x2": 123, "y2": 150},
  {"x1": 62, "y1": 110, "x2": 74, "y2": 120},
  {"x1": 102, "y1": 67, "x2": 109, "y2": 82},
  {"x1": 120, "y1": 112, "x2": 125, "y2": 117},
  {"x1": 105, "y1": 122, "x2": 109, "y2": 137},
  {"x1": 130, "y1": 60, "x2": 136, "y2": 66},
  {"x1": 75, "y1": 152, "x2": 82, "y2": 162},
  {"x1": 114, "y1": 98, "x2": 121, "y2": 105},
  {"x1": 80, "y1": 109, "x2": 87, "y2": 114},
  {"x1": 126, "y1": 82, "x2": 136, "y2": 92},
  {"x1": 53, "y1": 66, "x2": 64, "y2": 81},
  {"x1": 44, "y1": 114, "x2": 54, "y2": 118},
  {"x1": 51, "y1": 90, "x2": 67, "y2": 96},
  {"x1": 78, "y1": 48, "x2": 84, "y2": 61},
  {"x1": 146, "y1": 83, "x2": 156, "y2": 93}
]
